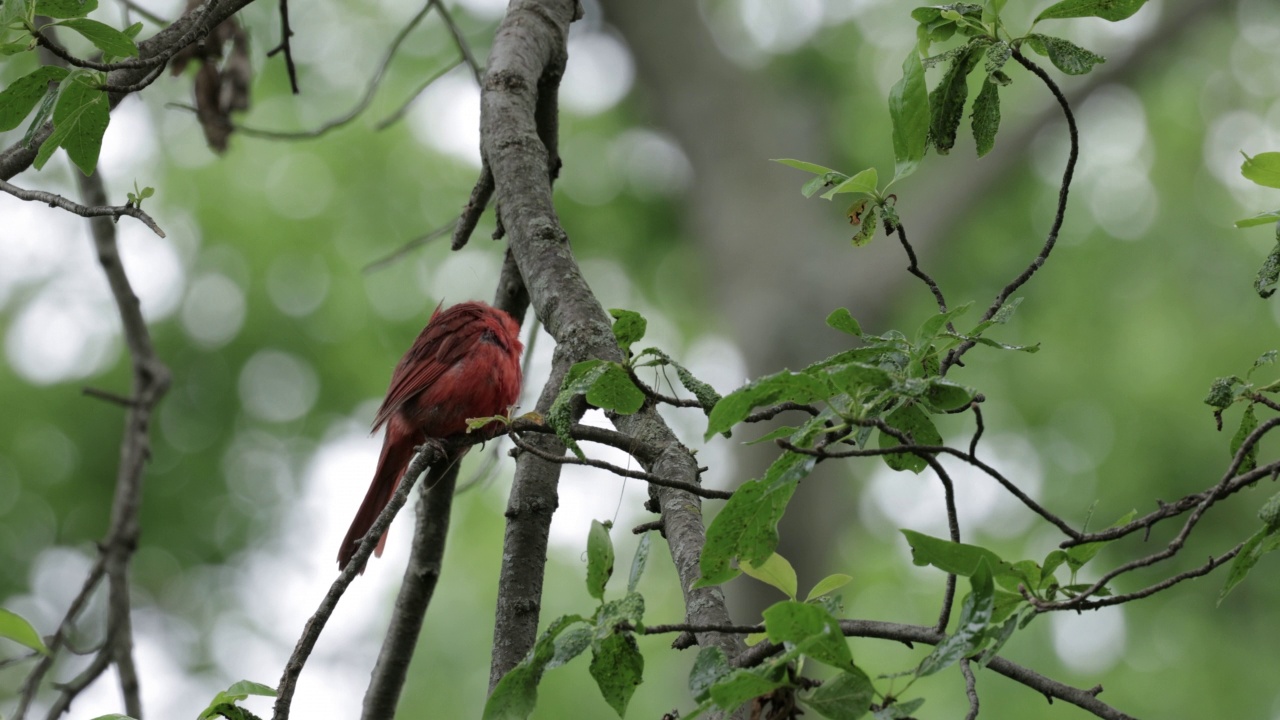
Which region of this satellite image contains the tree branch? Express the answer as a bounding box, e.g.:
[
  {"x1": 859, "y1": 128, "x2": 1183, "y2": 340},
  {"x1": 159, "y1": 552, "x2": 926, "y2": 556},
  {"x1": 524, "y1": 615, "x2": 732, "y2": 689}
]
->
[
  {"x1": 360, "y1": 461, "x2": 462, "y2": 719},
  {"x1": 0, "y1": 178, "x2": 165, "y2": 237}
]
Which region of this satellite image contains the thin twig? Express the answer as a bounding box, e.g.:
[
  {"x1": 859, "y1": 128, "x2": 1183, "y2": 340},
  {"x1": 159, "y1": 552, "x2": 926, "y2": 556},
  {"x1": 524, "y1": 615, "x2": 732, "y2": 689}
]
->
[
  {"x1": 374, "y1": 58, "x2": 465, "y2": 130},
  {"x1": 892, "y1": 221, "x2": 951, "y2": 320},
  {"x1": 735, "y1": 620, "x2": 1135, "y2": 720},
  {"x1": 509, "y1": 432, "x2": 733, "y2": 499},
  {"x1": 98, "y1": 64, "x2": 167, "y2": 94},
  {"x1": 451, "y1": 161, "x2": 494, "y2": 250},
  {"x1": 238, "y1": 3, "x2": 448, "y2": 141},
  {"x1": 744, "y1": 402, "x2": 820, "y2": 424},
  {"x1": 1030, "y1": 546, "x2": 1241, "y2": 612},
  {"x1": 265, "y1": 0, "x2": 300, "y2": 93},
  {"x1": 363, "y1": 220, "x2": 456, "y2": 273},
  {"x1": 272, "y1": 442, "x2": 446, "y2": 720},
  {"x1": 961, "y1": 658, "x2": 980, "y2": 720},
  {"x1": 942, "y1": 50, "x2": 1079, "y2": 374},
  {"x1": 431, "y1": 0, "x2": 481, "y2": 83},
  {"x1": 0, "y1": 178, "x2": 165, "y2": 237}
]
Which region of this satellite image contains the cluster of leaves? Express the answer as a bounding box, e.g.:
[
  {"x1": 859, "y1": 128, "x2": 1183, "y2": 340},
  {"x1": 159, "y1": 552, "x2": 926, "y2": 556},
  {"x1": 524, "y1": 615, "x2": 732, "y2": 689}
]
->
[
  {"x1": 1204, "y1": 350, "x2": 1280, "y2": 603},
  {"x1": 1235, "y1": 152, "x2": 1280, "y2": 298},
  {"x1": 545, "y1": 308, "x2": 721, "y2": 458},
  {"x1": 0, "y1": 0, "x2": 142, "y2": 174},
  {"x1": 775, "y1": 0, "x2": 1137, "y2": 243},
  {"x1": 484, "y1": 522, "x2": 649, "y2": 719},
  {"x1": 695, "y1": 302, "x2": 1034, "y2": 589}
]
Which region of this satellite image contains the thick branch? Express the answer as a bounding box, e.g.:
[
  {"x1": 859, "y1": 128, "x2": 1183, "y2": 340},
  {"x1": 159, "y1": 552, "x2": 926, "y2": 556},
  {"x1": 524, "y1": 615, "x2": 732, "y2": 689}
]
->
[{"x1": 361, "y1": 462, "x2": 462, "y2": 719}]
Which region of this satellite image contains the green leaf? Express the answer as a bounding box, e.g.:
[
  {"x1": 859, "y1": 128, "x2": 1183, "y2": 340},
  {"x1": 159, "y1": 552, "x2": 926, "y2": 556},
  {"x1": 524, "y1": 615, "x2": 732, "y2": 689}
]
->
[
  {"x1": 915, "y1": 302, "x2": 972, "y2": 344},
  {"x1": 802, "y1": 667, "x2": 874, "y2": 720},
  {"x1": 806, "y1": 573, "x2": 853, "y2": 602},
  {"x1": 627, "y1": 530, "x2": 651, "y2": 593},
  {"x1": 90, "y1": 715, "x2": 139, "y2": 720},
  {"x1": 36, "y1": 0, "x2": 97, "y2": 18},
  {"x1": 1231, "y1": 404, "x2": 1259, "y2": 474},
  {"x1": 878, "y1": 403, "x2": 942, "y2": 473},
  {"x1": 1027, "y1": 34, "x2": 1105, "y2": 75},
  {"x1": 546, "y1": 621, "x2": 593, "y2": 670},
  {"x1": 548, "y1": 360, "x2": 604, "y2": 458},
  {"x1": 55, "y1": 18, "x2": 138, "y2": 57},
  {"x1": 705, "y1": 370, "x2": 828, "y2": 440},
  {"x1": 1260, "y1": 491, "x2": 1280, "y2": 531},
  {"x1": 0, "y1": 66, "x2": 69, "y2": 132},
  {"x1": 1035, "y1": 0, "x2": 1148, "y2": 22},
  {"x1": 1235, "y1": 210, "x2": 1280, "y2": 229},
  {"x1": 763, "y1": 601, "x2": 854, "y2": 670},
  {"x1": 587, "y1": 520, "x2": 615, "y2": 601},
  {"x1": 1242, "y1": 152, "x2": 1280, "y2": 189},
  {"x1": 917, "y1": 559, "x2": 994, "y2": 677},
  {"x1": 697, "y1": 453, "x2": 813, "y2": 585},
  {"x1": 889, "y1": 48, "x2": 929, "y2": 181},
  {"x1": 597, "y1": 591, "x2": 645, "y2": 629},
  {"x1": 1257, "y1": 238, "x2": 1280, "y2": 299},
  {"x1": 689, "y1": 647, "x2": 732, "y2": 702},
  {"x1": 1065, "y1": 510, "x2": 1137, "y2": 571},
  {"x1": 773, "y1": 158, "x2": 837, "y2": 175},
  {"x1": 587, "y1": 362, "x2": 645, "y2": 414},
  {"x1": 20, "y1": 76, "x2": 59, "y2": 149},
  {"x1": 971, "y1": 78, "x2": 1000, "y2": 157},
  {"x1": 0, "y1": 0, "x2": 34, "y2": 27},
  {"x1": 589, "y1": 633, "x2": 644, "y2": 717},
  {"x1": 1219, "y1": 526, "x2": 1280, "y2": 604},
  {"x1": 872, "y1": 697, "x2": 925, "y2": 719},
  {"x1": 484, "y1": 615, "x2": 585, "y2": 720},
  {"x1": 826, "y1": 308, "x2": 863, "y2": 336},
  {"x1": 741, "y1": 552, "x2": 799, "y2": 600},
  {"x1": 198, "y1": 680, "x2": 277, "y2": 719},
  {"x1": 928, "y1": 41, "x2": 983, "y2": 155},
  {"x1": 0, "y1": 608, "x2": 49, "y2": 656},
  {"x1": 983, "y1": 40, "x2": 1011, "y2": 75},
  {"x1": 851, "y1": 204, "x2": 879, "y2": 247},
  {"x1": 709, "y1": 669, "x2": 786, "y2": 711},
  {"x1": 901, "y1": 530, "x2": 1013, "y2": 578},
  {"x1": 1205, "y1": 376, "x2": 1245, "y2": 410},
  {"x1": 609, "y1": 309, "x2": 647, "y2": 354},
  {"x1": 924, "y1": 379, "x2": 975, "y2": 411},
  {"x1": 35, "y1": 71, "x2": 109, "y2": 175},
  {"x1": 821, "y1": 168, "x2": 878, "y2": 199}
]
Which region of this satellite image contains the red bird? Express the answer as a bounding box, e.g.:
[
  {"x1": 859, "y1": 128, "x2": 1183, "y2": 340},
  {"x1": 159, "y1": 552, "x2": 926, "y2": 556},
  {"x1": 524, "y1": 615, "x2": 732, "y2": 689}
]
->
[{"x1": 338, "y1": 300, "x2": 523, "y2": 570}]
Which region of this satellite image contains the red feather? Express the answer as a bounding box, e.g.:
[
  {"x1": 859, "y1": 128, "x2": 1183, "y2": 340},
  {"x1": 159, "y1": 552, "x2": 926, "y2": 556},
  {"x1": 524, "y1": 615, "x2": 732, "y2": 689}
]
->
[{"x1": 338, "y1": 301, "x2": 523, "y2": 570}]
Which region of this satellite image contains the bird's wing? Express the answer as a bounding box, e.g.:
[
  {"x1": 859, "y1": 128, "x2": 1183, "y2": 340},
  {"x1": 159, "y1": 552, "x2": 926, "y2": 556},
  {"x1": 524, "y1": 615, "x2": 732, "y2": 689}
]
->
[{"x1": 372, "y1": 303, "x2": 488, "y2": 430}]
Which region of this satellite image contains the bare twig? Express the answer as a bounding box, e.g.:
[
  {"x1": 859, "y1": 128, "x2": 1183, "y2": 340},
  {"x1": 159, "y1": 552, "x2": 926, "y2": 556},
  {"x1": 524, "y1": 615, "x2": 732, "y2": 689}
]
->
[
  {"x1": 362, "y1": 221, "x2": 456, "y2": 273},
  {"x1": 509, "y1": 431, "x2": 733, "y2": 499},
  {"x1": 265, "y1": 0, "x2": 300, "y2": 93},
  {"x1": 451, "y1": 161, "x2": 494, "y2": 251},
  {"x1": 961, "y1": 659, "x2": 980, "y2": 720},
  {"x1": 273, "y1": 442, "x2": 447, "y2": 720},
  {"x1": 892, "y1": 221, "x2": 951, "y2": 320},
  {"x1": 942, "y1": 50, "x2": 1079, "y2": 374},
  {"x1": 236, "y1": 2, "x2": 449, "y2": 141},
  {"x1": 1030, "y1": 546, "x2": 1241, "y2": 612},
  {"x1": 735, "y1": 620, "x2": 1136, "y2": 720},
  {"x1": 0, "y1": 178, "x2": 165, "y2": 237}
]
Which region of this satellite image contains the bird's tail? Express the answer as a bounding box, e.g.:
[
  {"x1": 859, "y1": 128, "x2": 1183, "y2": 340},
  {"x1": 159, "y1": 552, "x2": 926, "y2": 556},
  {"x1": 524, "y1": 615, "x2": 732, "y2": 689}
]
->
[{"x1": 337, "y1": 427, "x2": 418, "y2": 571}]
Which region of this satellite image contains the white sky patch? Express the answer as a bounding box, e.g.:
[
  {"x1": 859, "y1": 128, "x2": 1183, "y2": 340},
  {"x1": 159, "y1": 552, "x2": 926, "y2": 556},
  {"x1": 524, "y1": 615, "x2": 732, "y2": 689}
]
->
[
  {"x1": 120, "y1": 223, "x2": 186, "y2": 321},
  {"x1": 611, "y1": 129, "x2": 693, "y2": 199},
  {"x1": 408, "y1": 68, "x2": 482, "y2": 167},
  {"x1": 861, "y1": 434, "x2": 1043, "y2": 540},
  {"x1": 1050, "y1": 606, "x2": 1127, "y2": 674},
  {"x1": 5, "y1": 282, "x2": 119, "y2": 384},
  {"x1": 238, "y1": 350, "x2": 321, "y2": 423},
  {"x1": 98, "y1": 97, "x2": 160, "y2": 180},
  {"x1": 182, "y1": 273, "x2": 247, "y2": 348},
  {"x1": 562, "y1": 32, "x2": 635, "y2": 116}
]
